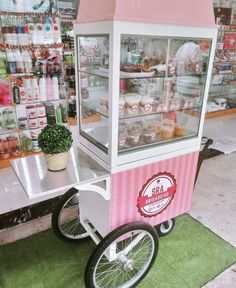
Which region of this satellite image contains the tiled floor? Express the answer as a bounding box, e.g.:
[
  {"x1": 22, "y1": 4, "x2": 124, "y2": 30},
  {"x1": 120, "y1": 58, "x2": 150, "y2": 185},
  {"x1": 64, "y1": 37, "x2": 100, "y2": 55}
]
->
[{"x1": 0, "y1": 115, "x2": 236, "y2": 287}]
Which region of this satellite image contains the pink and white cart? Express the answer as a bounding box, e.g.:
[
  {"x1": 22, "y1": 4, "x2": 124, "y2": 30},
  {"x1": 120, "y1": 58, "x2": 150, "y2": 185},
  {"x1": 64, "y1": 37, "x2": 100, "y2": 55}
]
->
[{"x1": 11, "y1": 0, "x2": 217, "y2": 287}]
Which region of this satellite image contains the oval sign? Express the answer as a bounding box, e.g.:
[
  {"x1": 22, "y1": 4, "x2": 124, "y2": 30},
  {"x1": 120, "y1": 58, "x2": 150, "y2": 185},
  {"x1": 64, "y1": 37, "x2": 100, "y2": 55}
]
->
[{"x1": 137, "y1": 172, "x2": 177, "y2": 218}]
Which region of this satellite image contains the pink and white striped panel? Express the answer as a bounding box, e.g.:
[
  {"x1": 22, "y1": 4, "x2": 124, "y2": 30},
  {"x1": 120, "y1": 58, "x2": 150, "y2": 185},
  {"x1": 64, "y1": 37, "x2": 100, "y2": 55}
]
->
[{"x1": 110, "y1": 152, "x2": 199, "y2": 230}]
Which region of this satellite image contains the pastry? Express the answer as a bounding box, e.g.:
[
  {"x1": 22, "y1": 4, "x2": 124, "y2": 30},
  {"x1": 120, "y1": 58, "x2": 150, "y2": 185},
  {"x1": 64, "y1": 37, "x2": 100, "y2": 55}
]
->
[
  {"x1": 161, "y1": 126, "x2": 174, "y2": 139},
  {"x1": 175, "y1": 125, "x2": 185, "y2": 137}
]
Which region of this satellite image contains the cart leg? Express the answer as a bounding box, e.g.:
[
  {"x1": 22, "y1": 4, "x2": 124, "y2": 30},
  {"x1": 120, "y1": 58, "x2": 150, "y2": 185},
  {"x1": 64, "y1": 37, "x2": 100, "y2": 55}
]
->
[{"x1": 85, "y1": 221, "x2": 158, "y2": 288}]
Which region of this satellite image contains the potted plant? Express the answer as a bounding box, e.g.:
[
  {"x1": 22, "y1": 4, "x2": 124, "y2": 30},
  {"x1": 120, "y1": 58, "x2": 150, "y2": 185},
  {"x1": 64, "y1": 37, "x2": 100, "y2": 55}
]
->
[{"x1": 38, "y1": 124, "x2": 73, "y2": 171}]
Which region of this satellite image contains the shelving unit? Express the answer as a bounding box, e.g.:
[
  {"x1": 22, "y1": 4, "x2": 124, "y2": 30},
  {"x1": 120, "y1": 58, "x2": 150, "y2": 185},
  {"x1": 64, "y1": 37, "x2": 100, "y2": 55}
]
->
[
  {"x1": 0, "y1": 12, "x2": 68, "y2": 165},
  {"x1": 206, "y1": 2, "x2": 236, "y2": 118}
]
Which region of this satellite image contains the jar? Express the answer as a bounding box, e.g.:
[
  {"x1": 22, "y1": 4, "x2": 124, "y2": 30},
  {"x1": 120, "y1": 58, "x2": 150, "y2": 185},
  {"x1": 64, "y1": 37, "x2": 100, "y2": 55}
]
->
[
  {"x1": 8, "y1": 136, "x2": 21, "y2": 157},
  {"x1": 28, "y1": 117, "x2": 38, "y2": 129},
  {"x1": 47, "y1": 114, "x2": 56, "y2": 125},
  {"x1": 0, "y1": 138, "x2": 10, "y2": 159},
  {"x1": 32, "y1": 139, "x2": 41, "y2": 152},
  {"x1": 38, "y1": 116, "x2": 48, "y2": 128},
  {"x1": 30, "y1": 128, "x2": 41, "y2": 140},
  {"x1": 6, "y1": 110, "x2": 16, "y2": 129},
  {"x1": 36, "y1": 104, "x2": 46, "y2": 117},
  {"x1": 20, "y1": 133, "x2": 33, "y2": 154},
  {"x1": 26, "y1": 105, "x2": 36, "y2": 119},
  {"x1": 18, "y1": 117, "x2": 28, "y2": 130}
]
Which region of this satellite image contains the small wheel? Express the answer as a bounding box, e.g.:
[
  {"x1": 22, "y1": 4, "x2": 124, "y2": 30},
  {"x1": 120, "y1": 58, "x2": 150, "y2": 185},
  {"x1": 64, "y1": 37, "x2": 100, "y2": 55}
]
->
[
  {"x1": 156, "y1": 218, "x2": 175, "y2": 237},
  {"x1": 51, "y1": 187, "x2": 89, "y2": 242},
  {"x1": 85, "y1": 221, "x2": 158, "y2": 288}
]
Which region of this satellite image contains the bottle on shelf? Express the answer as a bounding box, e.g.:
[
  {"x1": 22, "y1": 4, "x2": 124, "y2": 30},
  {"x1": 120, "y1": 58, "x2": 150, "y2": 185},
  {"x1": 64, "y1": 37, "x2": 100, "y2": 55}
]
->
[
  {"x1": 46, "y1": 76, "x2": 53, "y2": 100},
  {"x1": 44, "y1": 17, "x2": 53, "y2": 45},
  {"x1": 0, "y1": 50, "x2": 8, "y2": 78},
  {"x1": 13, "y1": 83, "x2": 20, "y2": 104},
  {"x1": 16, "y1": 26, "x2": 25, "y2": 46},
  {"x1": 22, "y1": 50, "x2": 33, "y2": 74},
  {"x1": 52, "y1": 16, "x2": 61, "y2": 44},
  {"x1": 18, "y1": 78, "x2": 27, "y2": 104},
  {"x1": 52, "y1": 75, "x2": 60, "y2": 100},
  {"x1": 56, "y1": 105, "x2": 62, "y2": 124},
  {"x1": 60, "y1": 103, "x2": 68, "y2": 123},
  {"x1": 27, "y1": 18, "x2": 35, "y2": 45},
  {"x1": 6, "y1": 49, "x2": 17, "y2": 74},
  {"x1": 15, "y1": 49, "x2": 24, "y2": 74},
  {"x1": 22, "y1": 25, "x2": 30, "y2": 46},
  {"x1": 24, "y1": 76, "x2": 33, "y2": 102},
  {"x1": 34, "y1": 18, "x2": 44, "y2": 45},
  {"x1": 39, "y1": 76, "x2": 47, "y2": 101},
  {"x1": 31, "y1": 77, "x2": 40, "y2": 102}
]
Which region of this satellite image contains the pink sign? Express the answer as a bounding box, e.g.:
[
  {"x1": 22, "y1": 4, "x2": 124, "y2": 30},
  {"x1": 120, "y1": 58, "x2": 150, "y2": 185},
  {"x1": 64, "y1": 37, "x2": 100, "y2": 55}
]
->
[{"x1": 110, "y1": 151, "x2": 199, "y2": 230}]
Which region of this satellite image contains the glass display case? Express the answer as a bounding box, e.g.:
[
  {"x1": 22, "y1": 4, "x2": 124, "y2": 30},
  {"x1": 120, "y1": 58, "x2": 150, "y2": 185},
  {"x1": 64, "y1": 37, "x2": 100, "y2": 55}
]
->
[{"x1": 75, "y1": 21, "x2": 216, "y2": 171}]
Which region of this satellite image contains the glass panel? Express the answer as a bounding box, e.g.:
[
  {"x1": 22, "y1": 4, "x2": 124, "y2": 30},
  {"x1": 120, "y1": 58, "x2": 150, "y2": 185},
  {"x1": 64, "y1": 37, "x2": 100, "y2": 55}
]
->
[
  {"x1": 77, "y1": 35, "x2": 109, "y2": 153},
  {"x1": 78, "y1": 35, "x2": 109, "y2": 73},
  {"x1": 118, "y1": 35, "x2": 211, "y2": 153}
]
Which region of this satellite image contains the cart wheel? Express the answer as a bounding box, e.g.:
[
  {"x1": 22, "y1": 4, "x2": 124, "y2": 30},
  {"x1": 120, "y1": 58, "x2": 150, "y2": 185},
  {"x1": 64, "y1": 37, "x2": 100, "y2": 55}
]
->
[
  {"x1": 85, "y1": 221, "x2": 158, "y2": 288},
  {"x1": 156, "y1": 218, "x2": 175, "y2": 237},
  {"x1": 51, "y1": 187, "x2": 89, "y2": 242}
]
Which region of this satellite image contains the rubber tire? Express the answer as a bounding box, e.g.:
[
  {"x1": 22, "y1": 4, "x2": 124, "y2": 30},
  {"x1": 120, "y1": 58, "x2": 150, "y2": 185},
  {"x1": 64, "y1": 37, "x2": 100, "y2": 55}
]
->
[
  {"x1": 156, "y1": 218, "x2": 175, "y2": 237},
  {"x1": 51, "y1": 187, "x2": 89, "y2": 242},
  {"x1": 85, "y1": 221, "x2": 159, "y2": 288}
]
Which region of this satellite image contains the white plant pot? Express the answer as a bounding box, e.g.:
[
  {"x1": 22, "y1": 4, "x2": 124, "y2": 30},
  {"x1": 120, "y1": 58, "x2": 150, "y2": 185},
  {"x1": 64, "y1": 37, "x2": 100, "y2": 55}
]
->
[{"x1": 44, "y1": 152, "x2": 69, "y2": 171}]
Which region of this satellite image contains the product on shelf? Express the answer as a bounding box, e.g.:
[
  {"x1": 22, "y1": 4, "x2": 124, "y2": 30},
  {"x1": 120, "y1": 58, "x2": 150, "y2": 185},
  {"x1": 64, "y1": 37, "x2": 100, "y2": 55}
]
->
[
  {"x1": 174, "y1": 124, "x2": 185, "y2": 137},
  {"x1": 125, "y1": 93, "x2": 141, "y2": 115},
  {"x1": 140, "y1": 96, "x2": 154, "y2": 113},
  {"x1": 127, "y1": 123, "x2": 141, "y2": 146},
  {"x1": 0, "y1": 49, "x2": 7, "y2": 77},
  {"x1": 161, "y1": 119, "x2": 175, "y2": 139},
  {"x1": 0, "y1": 78, "x2": 12, "y2": 106},
  {"x1": 142, "y1": 124, "x2": 156, "y2": 144},
  {"x1": 0, "y1": 134, "x2": 21, "y2": 159},
  {"x1": 0, "y1": 14, "x2": 61, "y2": 46}
]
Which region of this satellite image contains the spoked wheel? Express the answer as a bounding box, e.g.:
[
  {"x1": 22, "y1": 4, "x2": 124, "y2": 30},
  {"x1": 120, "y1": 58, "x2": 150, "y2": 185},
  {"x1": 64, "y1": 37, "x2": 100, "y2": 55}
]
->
[
  {"x1": 85, "y1": 222, "x2": 159, "y2": 288},
  {"x1": 156, "y1": 218, "x2": 175, "y2": 237},
  {"x1": 51, "y1": 187, "x2": 89, "y2": 242}
]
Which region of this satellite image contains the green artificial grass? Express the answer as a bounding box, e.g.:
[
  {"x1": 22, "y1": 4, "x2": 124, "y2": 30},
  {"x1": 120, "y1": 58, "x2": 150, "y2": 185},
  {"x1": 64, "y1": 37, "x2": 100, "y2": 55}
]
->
[{"x1": 0, "y1": 214, "x2": 236, "y2": 288}]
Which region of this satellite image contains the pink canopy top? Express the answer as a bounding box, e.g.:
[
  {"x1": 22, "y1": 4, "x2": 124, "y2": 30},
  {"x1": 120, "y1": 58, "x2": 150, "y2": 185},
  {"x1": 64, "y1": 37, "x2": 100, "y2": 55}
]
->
[{"x1": 76, "y1": 0, "x2": 215, "y2": 27}]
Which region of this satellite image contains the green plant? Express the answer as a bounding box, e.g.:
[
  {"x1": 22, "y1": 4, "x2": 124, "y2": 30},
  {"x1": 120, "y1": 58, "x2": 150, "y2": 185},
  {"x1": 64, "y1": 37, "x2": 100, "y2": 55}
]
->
[{"x1": 38, "y1": 124, "x2": 73, "y2": 155}]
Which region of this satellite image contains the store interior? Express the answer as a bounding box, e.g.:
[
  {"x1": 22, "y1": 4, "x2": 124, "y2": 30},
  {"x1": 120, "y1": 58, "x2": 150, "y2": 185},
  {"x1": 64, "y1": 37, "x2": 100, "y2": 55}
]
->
[{"x1": 0, "y1": 0, "x2": 236, "y2": 287}]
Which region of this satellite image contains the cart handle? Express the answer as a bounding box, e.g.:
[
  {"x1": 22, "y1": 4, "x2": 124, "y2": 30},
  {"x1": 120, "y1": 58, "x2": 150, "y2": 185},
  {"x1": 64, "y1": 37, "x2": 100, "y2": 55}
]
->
[{"x1": 195, "y1": 138, "x2": 213, "y2": 185}]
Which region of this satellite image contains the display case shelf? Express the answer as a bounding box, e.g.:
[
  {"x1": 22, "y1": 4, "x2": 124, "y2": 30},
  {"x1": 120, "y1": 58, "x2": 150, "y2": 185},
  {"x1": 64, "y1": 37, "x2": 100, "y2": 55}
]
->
[
  {"x1": 0, "y1": 129, "x2": 17, "y2": 136},
  {"x1": 118, "y1": 129, "x2": 197, "y2": 154}
]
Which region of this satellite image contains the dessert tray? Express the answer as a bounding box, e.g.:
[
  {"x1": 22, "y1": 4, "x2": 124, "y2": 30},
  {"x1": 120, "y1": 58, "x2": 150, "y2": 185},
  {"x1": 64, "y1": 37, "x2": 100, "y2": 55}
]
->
[{"x1": 98, "y1": 67, "x2": 155, "y2": 78}]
